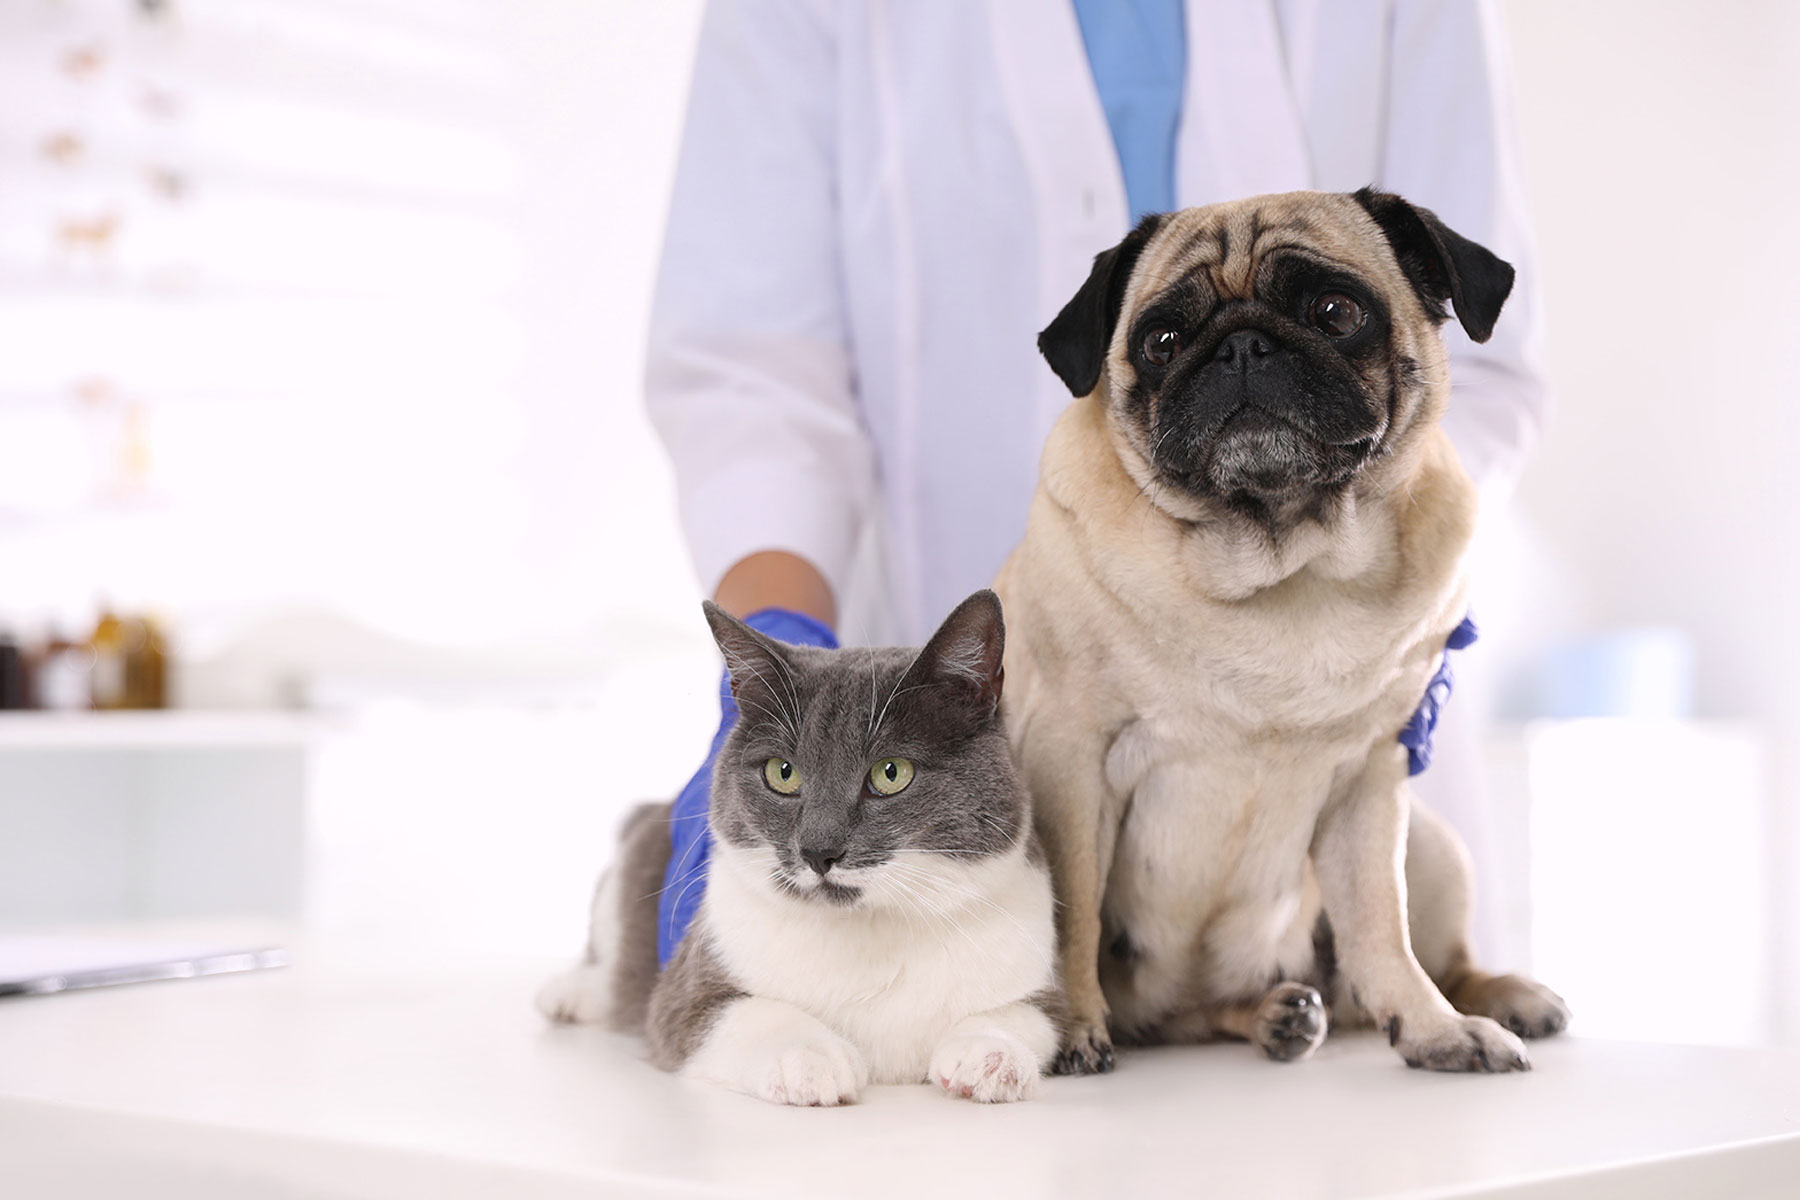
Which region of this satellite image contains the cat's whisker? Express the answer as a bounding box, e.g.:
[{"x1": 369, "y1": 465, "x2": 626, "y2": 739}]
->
[
  {"x1": 869, "y1": 681, "x2": 937, "y2": 742},
  {"x1": 903, "y1": 879, "x2": 987, "y2": 957},
  {"x1": 646, "y1": 823, "x2": 713, "y2": 903},
  {"x1": 867, "y1": 650, "x2": 880, "y2": 746},
  {"x1": 764, "y1": 651, "x2": 806, "y2": 739},
  {"x1": 879, "y1": 859, "x2": 1051, "y2": 956},
  {"x1": 731, "y1": 660, "x2": 801, "y2": 739},
  {"x1": 661, "y1": 873, "x2": 708, "y2": 944}
]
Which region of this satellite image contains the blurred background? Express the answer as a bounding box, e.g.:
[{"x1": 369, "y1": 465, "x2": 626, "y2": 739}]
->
[{"x1": 0, "y1": 0, "x2": 1794, "y2": 1050}]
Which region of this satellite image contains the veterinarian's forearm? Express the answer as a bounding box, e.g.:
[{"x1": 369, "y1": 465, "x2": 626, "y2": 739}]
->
[{"x1": 714, "y1": 551, "x2": 836, "y2": 627}]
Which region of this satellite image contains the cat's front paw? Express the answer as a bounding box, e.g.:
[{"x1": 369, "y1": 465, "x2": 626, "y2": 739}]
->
[
  {"x1": 691, "y1": 1032, "x2": 867, "y2": 1107},
  {"x1": 535, "y1": 965, "x2": 612, "y2": 1025},
  {"x1": 684, "y1": 998, "x2": 869, "y2": 1106},
  {"x1": 931, "y1": 1033, "x2": 1040, "y2": 1103},
  {"x1": 745, "y1": 1039, "x2": 867, "y2": 1107},
  {"x1": 1392, "y1": 1012, "x2": 1530, "y2": 1073}
]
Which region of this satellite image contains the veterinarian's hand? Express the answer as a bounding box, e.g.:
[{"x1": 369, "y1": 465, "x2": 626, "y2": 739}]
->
[
  {"x1": 657, "y1": 606, "x2": 837, "y2": 967},
  {"x1": 1398, "y1": 614, "x2": 1478, "y2": 776}
]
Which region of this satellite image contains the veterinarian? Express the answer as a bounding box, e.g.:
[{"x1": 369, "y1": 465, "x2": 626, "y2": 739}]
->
[{"x1": 646, "y1": 0, "x2": 1547, "y2": 963}]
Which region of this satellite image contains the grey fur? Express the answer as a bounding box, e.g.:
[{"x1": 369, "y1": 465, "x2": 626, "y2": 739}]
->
[
  {"x1": 699, "y1": 590, "x2": 1024, "y2": 903},
  {"x1": 600, "y1": 801, "x2": 675, "y2": 1033},
  {"x1": 645, "y1": 916, "x2": 746, "y2": 1070}
]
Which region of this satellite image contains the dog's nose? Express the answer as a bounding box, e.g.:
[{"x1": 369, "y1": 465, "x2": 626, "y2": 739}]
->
[
  {"x1": 801, "y1": 845, "x2": 844, "y2": 877},
  {"x1": 1213, "y1": 329, "x2": 1276, "y2": 373}
]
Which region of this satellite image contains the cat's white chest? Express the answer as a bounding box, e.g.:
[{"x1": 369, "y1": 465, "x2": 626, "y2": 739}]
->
[{"x1": 702, "y1": 845, "x2": 1056, "y2": 1084}]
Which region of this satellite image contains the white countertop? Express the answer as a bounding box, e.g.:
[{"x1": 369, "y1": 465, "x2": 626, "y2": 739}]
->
[
  {"x1": 1, "y1": 946, "x2": 1797, "y2": 1199},
  {"x1": 0, "y1": 710, "x2": 329, "y2": 750}
]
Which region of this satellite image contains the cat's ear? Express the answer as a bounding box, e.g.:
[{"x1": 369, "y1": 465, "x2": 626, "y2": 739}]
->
[
  {"x1": 701, "y1": 601, "x2": 792, "y2": 707},
  {"x1": 907, "y1": 589, "x2": 1006, "y2": 718}
]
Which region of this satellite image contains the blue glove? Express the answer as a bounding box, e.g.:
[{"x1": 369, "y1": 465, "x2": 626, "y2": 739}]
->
[
  {"x1": 657, "y1": 606, "x2": 837, "y2": 968},
  {"x1": 1398, "y1": 613, "x2": 1479, "y2": 777}
]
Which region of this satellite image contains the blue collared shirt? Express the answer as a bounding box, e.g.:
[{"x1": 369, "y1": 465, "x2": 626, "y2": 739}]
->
[{"x1": 1072, "y1": 0, "x2": 1187, "y2": 224}]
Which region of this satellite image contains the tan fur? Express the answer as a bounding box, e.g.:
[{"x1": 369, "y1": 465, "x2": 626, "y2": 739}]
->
[{"x1": 996, "y1": 192, "x2": 1564, "y2": 1074}]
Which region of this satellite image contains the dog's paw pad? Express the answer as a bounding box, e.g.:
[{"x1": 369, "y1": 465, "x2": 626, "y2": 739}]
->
[
  {"x1": 1468, "y1": 975, "x2": 1571, "y2": 1040},
  {"x1": 931, "y1": 1034, "x2": 1039, "y2": 1103},
  {"x1": 534, "y1": 965, "x2": 612, "y2": 1025},
  {"x1": 1255, "y1": 982, "x2": 1328, "y2": 1063},
  {"x1": 1397, "y1": 1013, "x2": 1530, "y2": 1074}
]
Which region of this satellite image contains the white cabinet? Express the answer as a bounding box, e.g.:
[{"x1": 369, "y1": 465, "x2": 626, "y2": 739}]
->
[{"x1": 0, "y1": 714, "x2": 321, "y2": 925}]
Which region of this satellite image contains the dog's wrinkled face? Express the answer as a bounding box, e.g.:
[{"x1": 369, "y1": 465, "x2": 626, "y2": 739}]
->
[{"x1": 1038, "y1": 189, "x2": 1515, "y2": 523}]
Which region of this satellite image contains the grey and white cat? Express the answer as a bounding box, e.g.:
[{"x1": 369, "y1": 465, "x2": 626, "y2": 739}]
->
[{"x1": 537, "y1": 590, "x2": 1061, "y2": 1105}]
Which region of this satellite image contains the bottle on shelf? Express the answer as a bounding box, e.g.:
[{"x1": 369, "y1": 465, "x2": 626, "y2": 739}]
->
[
  {"x1": 89, "y1": 607, "x2": 132, "y2": 710},
  {"x1": 37, "y1": 628, "x2": 94, "y2": 711},
  {"x1": 124, "y1": 615, "x2": 167, "y2": 709},
  {"x1": 0, "y1": 629, "x2": 29, "y2": 710}
]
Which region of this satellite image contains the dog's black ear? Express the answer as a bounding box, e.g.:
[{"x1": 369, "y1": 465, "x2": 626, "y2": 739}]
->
[
  {"x1": 1352, "y1": 188, "x2": 1514, "y2": 344},
  {"x1": 1038, "y1": 213, "x2": 1167, "y2": 397}
]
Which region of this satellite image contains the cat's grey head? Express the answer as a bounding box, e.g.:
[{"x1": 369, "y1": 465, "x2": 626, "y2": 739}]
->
[{"x1": 702, "y1": 590, "x2": 1026, "y2": 908}]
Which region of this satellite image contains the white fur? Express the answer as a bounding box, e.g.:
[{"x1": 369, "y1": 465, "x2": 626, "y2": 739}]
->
[
  {"x1": 685, "y1": 996, "x2": 869, "y2": 1107},
  {"x1": 927, "y1": 1003, "x2": 1049, "y2": 1102},
  {"x1": 689, "y1": 840, "x2": 1058, "y2": 1095},
  {"x1": 535, "y1": 865, "x2": 625, "y2": 1025}
]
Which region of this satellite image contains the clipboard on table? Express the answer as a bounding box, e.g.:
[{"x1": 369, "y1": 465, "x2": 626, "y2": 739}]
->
[{"x1": 0, "y1": 934, "x2": 288, "y2": 997}]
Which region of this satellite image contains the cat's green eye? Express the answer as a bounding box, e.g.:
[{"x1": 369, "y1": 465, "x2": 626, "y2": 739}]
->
[
  {"x1": 868, "y1": 757, "x2": 915, "y2": 796},
  {"x1": 763, "y1": 758, "x2": 801, "y2": 795}
]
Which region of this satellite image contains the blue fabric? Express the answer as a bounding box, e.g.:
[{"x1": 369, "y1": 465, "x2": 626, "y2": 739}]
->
[
  {"x1": 1400, "y1": 614, "x2": 1479, "y2": 777},
  {"x1": 657, "y1": 606, "x2": 838, "y2": 968},
  {"x1": 1072, "y1": 0, "x2": 1187, "y2": 225}
]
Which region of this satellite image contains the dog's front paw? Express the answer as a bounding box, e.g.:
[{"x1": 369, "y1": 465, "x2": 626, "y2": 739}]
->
[
  {"x1": 534, "y1": 965, "x2": 612, "y2": 1025},
  {"x1": 931, "y1": 1033, "x2": 1039, "y2": 1103},
  {"x1": 1459, "y1": 974, "x2": 1571, "y2": 1040},
  {"x1": 1392, "y1": 1012, "x2": 1530, "y2": 1073},
  {"x1": 1254, "y1": 982, "x2": 1328, "y2": 1063},
  {"x1": 1051, "y1": 1020, "x2": 1115, "y2": 1076}
]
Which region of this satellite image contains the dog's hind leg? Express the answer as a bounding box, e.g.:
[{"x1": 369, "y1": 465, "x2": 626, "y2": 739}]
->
[{"x1": 1406, "y1": 800, "x2": 1570, "y2": 1040}]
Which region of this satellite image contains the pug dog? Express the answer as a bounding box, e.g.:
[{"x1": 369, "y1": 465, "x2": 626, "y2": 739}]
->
[{"x1": 993, "y1": 189, "x2": 1569, "y2": 1076}]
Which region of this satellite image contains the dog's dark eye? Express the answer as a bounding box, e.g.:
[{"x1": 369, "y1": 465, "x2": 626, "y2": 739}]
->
[
  {"x1": 1309, "y1": 293, "x2": 1365, "y2": 339},
  {"x1": 1141, "y1": 326, "x2": 1182, "y2": 366}
]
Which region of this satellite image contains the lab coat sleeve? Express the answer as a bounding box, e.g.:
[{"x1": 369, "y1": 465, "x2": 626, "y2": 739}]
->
[
  {"x1": 644, "y1": 0, "x2": 874, "y2": 601},
  {"x1": 1379, "y1": 0, "x2": 1551, "y2": 493}
]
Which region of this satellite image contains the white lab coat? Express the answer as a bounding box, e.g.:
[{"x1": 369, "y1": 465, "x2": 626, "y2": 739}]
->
[
  {"x1": 646, "y1": 0, "x2": 1548, "y2": 647},
  {"x1": 646, "y1": 0, "x2": 1548, "y2": 967}
]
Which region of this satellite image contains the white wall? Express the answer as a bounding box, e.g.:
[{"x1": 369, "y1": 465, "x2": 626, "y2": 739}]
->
[{"x1": 1500, "y1": 0, "x2": 1800, "y2": 1043}]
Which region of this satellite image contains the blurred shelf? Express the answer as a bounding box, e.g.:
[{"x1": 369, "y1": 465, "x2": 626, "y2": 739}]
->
[{"x1": 0, "y1": 711, "x2": 327, "y2": 751}]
